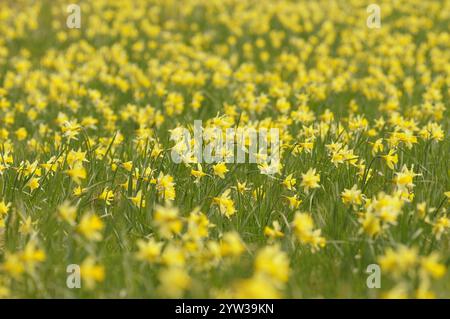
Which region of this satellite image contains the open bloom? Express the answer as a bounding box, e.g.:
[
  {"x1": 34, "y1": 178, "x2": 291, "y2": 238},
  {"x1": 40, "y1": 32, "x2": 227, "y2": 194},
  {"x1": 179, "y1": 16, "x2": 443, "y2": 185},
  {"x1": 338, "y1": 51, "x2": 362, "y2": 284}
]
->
[
  {"x1": 213, "y1": 189, "x2": 236, "y2": 218},
  {"x1": 213, "y1": 162, "x2": 228, "y2": 179},
  {"x1": 382, "y1": 149, "x2": 398, "y2": 170},
  {"x1": 341, "y1": 184, "x2": 364, "y2": 206},
  {"x1": 301, "y1": 168, "x2": 320, "y2": 192}
]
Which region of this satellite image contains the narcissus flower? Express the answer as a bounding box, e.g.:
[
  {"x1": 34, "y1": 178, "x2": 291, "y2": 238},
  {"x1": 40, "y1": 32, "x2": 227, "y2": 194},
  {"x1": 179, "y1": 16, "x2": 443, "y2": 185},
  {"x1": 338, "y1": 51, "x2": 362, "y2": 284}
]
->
[
  {"x1": 341, "y1": 184, "x2": 363, "y2": 206},
  {"x1": 73, "y1": 185, "x2": 86, "y2": 197},
  {"x1": 15, "y1": 127, "x2": 28, "y2": 141},
  {"x1": 370, "y1": 138, "x2": 384, "y2": 155},
  {"x1": 98, "y1": 187, "x2": 114, "y2": 206},
  {"x1": 158, "y1": 267, "x2": 191, "y2": 298},
  {"x1": 153, "y1": 204, "x2": 183, "y2": 238},
  {"x1": 135, "y1": 238, "x2": 163, "y2": 264},
  {"x1": 161, "y1": 244, "x2": 186, "y2": 267},
  {"x1": 81, "y1": 257, "x2": 105, "y2": 289},
  {"x1": 58, "y1": 201, "x2": 77, "y2": 225},
  {"x1": 382, "y1": 149, "x2": 398, "y2": 170},
  {"x1": 27, "y1": 177, "x2": 40, "y2": 191},
  {"x1": 284, "y1": 194, "x2": 302, "y2": 209},
  {"x1": 234, "y1": 181, "x2": 250, "y2": 195},
  {"x1": 300, "y1": 168, "x2": 320, "y2": 192},
  {"x1": 66, "y1": 163, "x2": 87, "y2": 184},
  {"x1": 77, "y1": 213, "x2": 104, "y2": 241},
  {"x1": 20, "y1": 240, "x2": 46, "y2": 271},
  {"x1": 378, "y1": 246, "x2": 418, "y2": 277},
  {"x1": 360, "y1": 212, "x2": 381, "y2": 238},
  {"x1": 366, "y1": 192, "x2": 405, "y2": 225},
  {"x1": 122, "y1": 161, "x2": 133, "y2": 172},
  {"x1": 0, "y1": 200, "x2": 10, "y2": 216},
  {"x1": 432, "y1": 216, "x2": 449, "y2": 240},
  {"x1": 185, "y1": 210, "x2": 213, "y2": 240},
  {"x1": 213, "y1": 162, "x2": 228, "y2": 179},
  {"x1": 254, "y1": 245, "x2": 290, "y2": 284},
  {"x1": 1, "y1": 253, "x2": 25, "y2": 279},
  {"x1": 282, "y1": 173, "x2": 296, "y2": 190},
  {"x1": 129, "y1": 190, "x2": 145, "y2": 208},
  {"x1": 213, "y1": 189, "x2": 236, "y2": 218},
  {"x1": 264, "y1": 221, "x2": 284, "y2": 239},
  {"x1": 191, "y1": 164, "x2": 207, "y2": 183},
  {"x1": 232, "y1": 275, "x2": 281, "y2": 299},
  {"x1": 220, "y1": 232, "x2": 245, "y2": 257},
  {"x1": 420, "y1": 252, "x2": 446, "y2": 279},
  {"x1": 0, "y1": 0, "x2": 448, "y2": 300},
  {"x1": 416, "y1": 202, "x2": 427, "y2": 219},
  {"x1": 156, "y1": 172, "x2": 176, "y2": 201},
  {"x1": 19, "y1": 216, "x2": 35, "y2": 235},
  {"x1": 394, "y1": 165, "x2": 419, "y2": 191},
  {"x1": 292, "y1": 212, "x2": 326, "y2": 251}
]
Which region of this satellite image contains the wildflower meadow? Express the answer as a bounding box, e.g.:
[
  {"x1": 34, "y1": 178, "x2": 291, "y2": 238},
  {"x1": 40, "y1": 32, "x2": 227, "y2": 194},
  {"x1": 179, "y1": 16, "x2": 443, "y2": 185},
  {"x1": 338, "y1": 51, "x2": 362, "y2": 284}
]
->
[{"x1": 0, "y1": 0, "x2": 449, "y2": 299}]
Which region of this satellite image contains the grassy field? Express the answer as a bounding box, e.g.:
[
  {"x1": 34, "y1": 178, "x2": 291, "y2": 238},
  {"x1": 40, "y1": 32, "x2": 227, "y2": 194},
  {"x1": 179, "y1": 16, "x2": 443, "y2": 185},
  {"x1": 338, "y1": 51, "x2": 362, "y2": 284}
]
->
[{"x1": 0, "y1": 0, "x2": 449, "y2": 298}]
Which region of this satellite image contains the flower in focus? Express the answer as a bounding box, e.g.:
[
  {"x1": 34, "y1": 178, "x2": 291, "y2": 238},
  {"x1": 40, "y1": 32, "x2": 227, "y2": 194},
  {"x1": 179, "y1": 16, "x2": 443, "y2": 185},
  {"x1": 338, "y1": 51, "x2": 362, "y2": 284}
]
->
[
  {"x1": 213, "y1": 162, "x2": 228, "y2": 179},
  {"x1": 156, "y1": 172, "x2": 176, "y2": 201},
  {"x1": 382, "y1": 149, "x2": 398, "y2": 170},
  {"x1": 213, "y1": 189, "x2": 236, "y2": 218}
]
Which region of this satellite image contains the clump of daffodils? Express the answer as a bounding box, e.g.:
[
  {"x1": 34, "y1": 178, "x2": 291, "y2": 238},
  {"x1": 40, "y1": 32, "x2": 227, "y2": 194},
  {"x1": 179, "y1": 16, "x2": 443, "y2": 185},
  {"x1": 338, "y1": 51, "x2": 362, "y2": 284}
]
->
[
  {"x1": 1, "y1": 239, "x2": 46, "y2": 279},
  {"x1": 359, "y1": 191, "x2": 406, "y2": 237},
  {"x1": 378, "y1": 245, "x2": 446, "y2": 299}
]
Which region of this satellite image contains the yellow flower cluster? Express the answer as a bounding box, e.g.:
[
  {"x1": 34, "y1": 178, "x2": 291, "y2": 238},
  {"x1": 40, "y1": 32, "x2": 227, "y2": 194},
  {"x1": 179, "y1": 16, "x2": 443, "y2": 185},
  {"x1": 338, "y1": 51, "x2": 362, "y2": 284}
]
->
[{"x1": 379, "y1": 246, "x2": 446, "y2": 299}]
